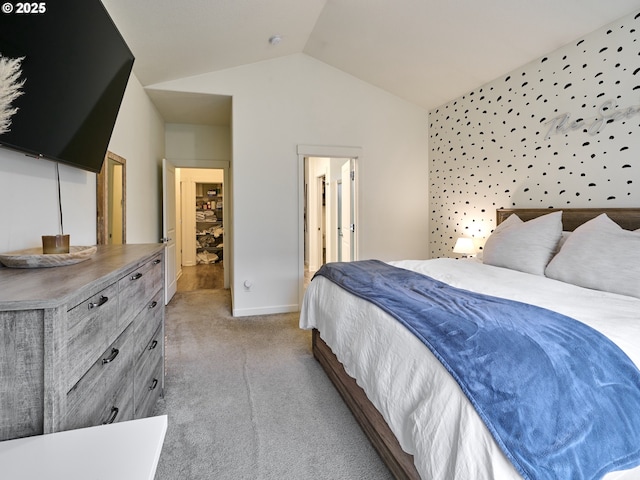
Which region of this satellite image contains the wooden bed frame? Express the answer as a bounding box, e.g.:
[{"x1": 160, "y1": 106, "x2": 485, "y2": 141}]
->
[
  {"x1": 496, "y1": 207, "x2": 640, "y2": 232},
  {"x1": 311, "y1": 207, "x2": 640, "y2": 480},
  {"x1": 312, "y1": 329, "x2": 420, "y2": 479}
]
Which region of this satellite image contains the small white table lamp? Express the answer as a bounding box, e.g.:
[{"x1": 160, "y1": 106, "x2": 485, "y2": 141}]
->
[{"x1": 453, "y1": 237, "x2": 476, "y2": 258}]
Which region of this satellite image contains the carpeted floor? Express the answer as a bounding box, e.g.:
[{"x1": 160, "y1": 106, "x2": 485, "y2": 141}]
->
[{"x1": 152, "y1": 287, "x2": 393, "y2": 479}]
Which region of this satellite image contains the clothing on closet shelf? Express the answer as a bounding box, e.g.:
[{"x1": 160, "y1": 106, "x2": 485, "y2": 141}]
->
[{"x1": 197, "y1": 251, "x2": 219, "y2": 264}]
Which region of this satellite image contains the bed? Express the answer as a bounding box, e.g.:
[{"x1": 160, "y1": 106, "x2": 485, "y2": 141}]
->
[{"x1": 300, "y1": 208, "x2": 640, "y2": 480}]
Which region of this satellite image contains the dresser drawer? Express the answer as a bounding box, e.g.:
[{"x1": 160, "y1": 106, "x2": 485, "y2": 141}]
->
[
  {"x1": 0, "y1": 309, "x2": 44, "y2": 440},
  {"x1": 135, "y1": 357, "x2": 163, "y2": 419},
  {"x1": 133, "y1": 289, "x2": 163, "y2": 361},
  {"x1": 135, "y1": 325, "x2": 163, "y2": 418},
  {"x1": 65, "y1": 324, "x2": 134, "y2": 430},
  {"x1": 119, "y1": 254, "x2": 163, "y2": 327},
  {"x1": 66, "y1": 282, "x2": 119, "y2": 389}
]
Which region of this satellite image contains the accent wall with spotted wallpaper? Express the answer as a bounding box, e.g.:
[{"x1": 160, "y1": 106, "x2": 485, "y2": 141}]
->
[{"x1": 428, "y1": 10, "x2": 640, "y2": 258}]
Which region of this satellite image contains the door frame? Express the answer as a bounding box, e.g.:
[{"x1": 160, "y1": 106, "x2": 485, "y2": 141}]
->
[
  {"x1": 96, "y1": 151, "x2": 126, "y2": 245},
  {"x1": 170, "y1": 162, "x2": 231, "y2": 290},
  {"x1": 297, "y1": 145, "x2": 360, "y2": 308}
]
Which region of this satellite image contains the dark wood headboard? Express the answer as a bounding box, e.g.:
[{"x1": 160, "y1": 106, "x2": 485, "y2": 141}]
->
[{"x1": 497, "y1": 208, "x2": 640, "y2": 231}]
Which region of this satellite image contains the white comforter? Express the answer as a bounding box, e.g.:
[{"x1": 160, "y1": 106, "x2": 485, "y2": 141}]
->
[{"x1": 299, "y1": 258, "x2": 640, "y2": 480}]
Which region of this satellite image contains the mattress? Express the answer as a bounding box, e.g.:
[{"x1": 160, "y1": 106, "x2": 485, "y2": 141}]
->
[{"x1": 300, "y1": 258, "x2": 640, "y2": 480}]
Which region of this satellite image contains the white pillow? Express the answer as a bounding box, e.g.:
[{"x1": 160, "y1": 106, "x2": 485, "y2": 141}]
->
[
  {"x1": 483, "y1": 211, "x2": 562, "y2": 275},
  {"x1": 545, "y1": 214, "x2": 640, "y2": 298},
  {"x1": 557, "y1": 231, "x2": 571, "y2": 251}
]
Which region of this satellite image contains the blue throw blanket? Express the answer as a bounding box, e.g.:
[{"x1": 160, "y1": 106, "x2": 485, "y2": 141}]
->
[{"x1": 314, "y1": 260, "x2": 640, "y2": 480}]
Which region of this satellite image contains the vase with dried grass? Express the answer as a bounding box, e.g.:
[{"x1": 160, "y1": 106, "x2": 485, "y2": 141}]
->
[
  {"x1": 0, "y1": 54, "x2": 24, "y2": 136},
  {"x1": 1, "y1": 54, "x2": 69, "y2": 254}
]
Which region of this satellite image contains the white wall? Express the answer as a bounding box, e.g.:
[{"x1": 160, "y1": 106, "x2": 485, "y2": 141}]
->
[
  {"x1": 108, "y1": 74, "x2": 166, "y2": 244},
  {"x1": 0, "y1": 150, "x2": 96, "y2": 252},
  {"x1": 165, "y1": 123, "x2": 231, "y2": 167},
  {"x1": 429, "y1": 10, "x2": 640, "y2": 258},
  {"x1": 179, "y1": 168, "x2": 224, "y2": 183},
  {"x1": 0, "y1": 73, "x2": 165, "y2": 253},
  {"x1": 150, "y1": 53, "x2": 430, "y2": 316}
]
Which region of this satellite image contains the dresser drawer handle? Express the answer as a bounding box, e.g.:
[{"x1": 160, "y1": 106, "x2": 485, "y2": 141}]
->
[
  {"x1": 88, "y1": 295, "x2": 109, "y2": 309},
  {"x1": 102, "y1": 348, "x2": 120, "y2": 365},
  {"x1": 103, "y1": 407, "x2": 119, "y2": 425},
  {"x1": 148, "y1": 340, "x2": 158, "y2": 351},
  {"x1": 149, "y1": 378, "x2": 159, "y2": 391},
  {"x1": 130, "y1": 272, "x2": 143, "y2": 281},
  {"x1": 153, "y1": 259, "x2": 161, "y2": 265},
  {"x1": 148, "y1": 301, "x2": 158, "y2": 309}
]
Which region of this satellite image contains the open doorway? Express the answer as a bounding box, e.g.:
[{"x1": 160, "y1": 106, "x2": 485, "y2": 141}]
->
[
  {"x1": 97, "y1": 151, "x2": 126, "y2": 245},
  {"x1": 175, "y1": 167, "x2": 228, "y2": 292},
  {"x1": 298, "y1": 145, "x2": 361, "y2": 306},
  {"x1": 303, "y1": 155, "x2": 357, "y2": 276}
]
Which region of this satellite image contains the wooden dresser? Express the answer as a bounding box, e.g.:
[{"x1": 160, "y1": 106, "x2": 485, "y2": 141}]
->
[{"x1": 0, "y1": 244, "x2": 165, "y2": 441}]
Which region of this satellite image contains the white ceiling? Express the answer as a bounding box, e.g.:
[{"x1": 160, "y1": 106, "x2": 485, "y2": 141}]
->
[{"x1": 101, "y1": 0, "x2": 640, "y2": 125}]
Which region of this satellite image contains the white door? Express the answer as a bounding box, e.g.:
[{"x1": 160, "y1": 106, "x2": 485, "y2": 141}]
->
[
  {"x1": 340, "y1": 161, "x2": 353, "y2": 261},
  {"x1": 316, "y1": 175, "x2": 326, "y2": 267},
  {"x1": 336, "y1": 180, "x2": 343, "y2": 261},
  {"x1": 162, "y1": 158, "x2": 177, "y2": 304}
]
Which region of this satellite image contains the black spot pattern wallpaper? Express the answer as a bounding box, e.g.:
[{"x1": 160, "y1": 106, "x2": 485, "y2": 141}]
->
[{"x1": 428, "y1": 10, "x2": 640, "y2": 258}]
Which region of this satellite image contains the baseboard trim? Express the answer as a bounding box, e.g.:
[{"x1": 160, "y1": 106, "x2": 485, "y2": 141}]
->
[{"x1": 232, "y1": 304, "x2": 299, "y2": 317}]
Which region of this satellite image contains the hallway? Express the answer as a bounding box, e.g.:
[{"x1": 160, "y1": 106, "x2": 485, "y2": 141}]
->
[{"x1": 177, "y1": 263, "x2": 225, "y2": 292}]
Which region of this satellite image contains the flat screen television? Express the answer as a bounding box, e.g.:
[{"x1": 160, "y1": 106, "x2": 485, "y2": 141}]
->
[{"x1": 0, "y1": 0, "x2": 134, "y2": 173}]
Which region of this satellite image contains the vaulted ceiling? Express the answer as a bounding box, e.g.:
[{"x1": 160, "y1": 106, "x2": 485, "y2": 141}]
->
[{"x1": 101, "y1": 0, "x2": 640, "y2": 124}]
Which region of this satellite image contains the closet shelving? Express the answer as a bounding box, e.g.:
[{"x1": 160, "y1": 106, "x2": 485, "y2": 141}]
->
[{"x1": 195, "y1": 183, "x2": 223, "y2": 264}]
